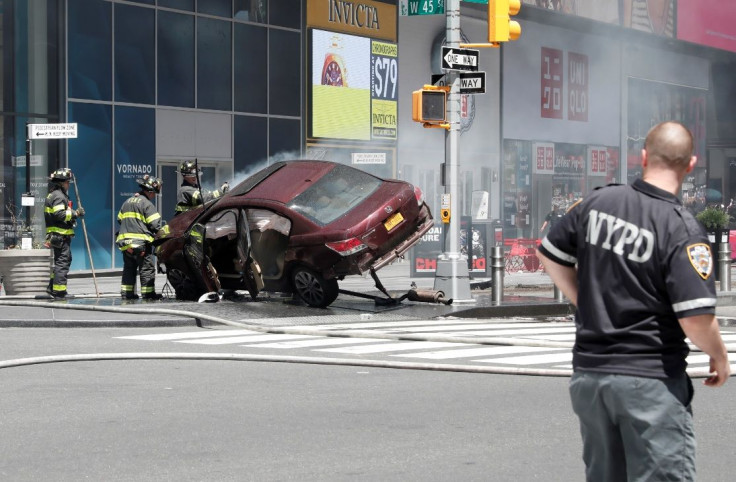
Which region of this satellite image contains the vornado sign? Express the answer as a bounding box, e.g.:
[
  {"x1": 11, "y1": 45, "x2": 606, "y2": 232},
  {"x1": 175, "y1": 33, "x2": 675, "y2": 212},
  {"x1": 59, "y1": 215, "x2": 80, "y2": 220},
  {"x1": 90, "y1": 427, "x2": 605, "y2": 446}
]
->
[{"x1": 307, "y1": 0, "x2": 397, "y2": 42}]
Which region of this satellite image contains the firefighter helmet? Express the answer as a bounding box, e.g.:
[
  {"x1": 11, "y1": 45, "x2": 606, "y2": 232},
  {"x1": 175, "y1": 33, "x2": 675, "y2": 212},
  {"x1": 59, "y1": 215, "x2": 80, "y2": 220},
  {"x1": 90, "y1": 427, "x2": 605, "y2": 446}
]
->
[
  {"x1": 137, "y1": 175, "x2": 163, "y2": 194},
  {"x1": 179, "y1": 161, "x2": 201, "y2": 176},
  {"x1": 49, "y1": 168, "x2": 73, "y2": 182}
]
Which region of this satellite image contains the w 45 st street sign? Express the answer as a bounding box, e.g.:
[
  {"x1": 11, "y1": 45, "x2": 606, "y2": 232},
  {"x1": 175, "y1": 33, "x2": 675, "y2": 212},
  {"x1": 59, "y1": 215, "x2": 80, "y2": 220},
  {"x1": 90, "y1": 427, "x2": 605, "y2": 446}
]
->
[{"x1": 400, "y1": 0, "x2": 445, "y2": 16}]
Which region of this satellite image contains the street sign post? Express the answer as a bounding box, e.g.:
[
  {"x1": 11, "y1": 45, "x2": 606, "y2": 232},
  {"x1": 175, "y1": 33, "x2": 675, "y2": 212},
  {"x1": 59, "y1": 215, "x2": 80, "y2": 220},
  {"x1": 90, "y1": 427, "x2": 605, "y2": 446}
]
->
[
  {"x1": 24, "y1": 122, "x2": 79, "y2": 239},
  {"x1": 28, "y1": 123, "x2": 77, "y2": 139},
  {"x1": 441, "y1": 46, "x2": 479, "y2": 71},
  {"x1": 459, "y1": 71, "x2": 486, "y2": 94}
]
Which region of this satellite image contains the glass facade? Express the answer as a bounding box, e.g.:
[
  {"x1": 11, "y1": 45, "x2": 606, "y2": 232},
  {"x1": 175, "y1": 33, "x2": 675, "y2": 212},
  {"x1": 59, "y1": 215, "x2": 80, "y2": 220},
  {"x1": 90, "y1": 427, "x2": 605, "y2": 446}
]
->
[
  {"x1": 1, "y1": 0, "x2": 60, "y2": 249},
  {"x1": 62, "y1": 0, "x2": 302, "y2": 268}
]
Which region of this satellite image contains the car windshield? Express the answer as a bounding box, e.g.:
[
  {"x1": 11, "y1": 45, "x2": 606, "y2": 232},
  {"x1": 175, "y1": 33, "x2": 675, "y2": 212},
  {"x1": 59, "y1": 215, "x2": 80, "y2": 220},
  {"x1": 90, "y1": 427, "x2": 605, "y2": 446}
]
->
[{"x1": 288, "y1": 164, "x2": 382, "y2": 226}]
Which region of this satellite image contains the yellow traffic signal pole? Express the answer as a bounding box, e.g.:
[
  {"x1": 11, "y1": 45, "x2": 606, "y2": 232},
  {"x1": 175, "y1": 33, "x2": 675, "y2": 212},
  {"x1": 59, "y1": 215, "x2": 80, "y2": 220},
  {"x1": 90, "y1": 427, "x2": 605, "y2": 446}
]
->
[{"x1": 433, "y1": 0, "x2": 474, "y2": 303}]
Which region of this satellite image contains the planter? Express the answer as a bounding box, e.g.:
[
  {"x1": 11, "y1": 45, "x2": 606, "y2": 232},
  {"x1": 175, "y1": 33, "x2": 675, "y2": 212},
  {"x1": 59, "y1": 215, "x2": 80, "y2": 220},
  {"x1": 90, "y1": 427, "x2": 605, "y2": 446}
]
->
[{"x1": 0, "y1": 249, "x2": 53, "y2": 296}]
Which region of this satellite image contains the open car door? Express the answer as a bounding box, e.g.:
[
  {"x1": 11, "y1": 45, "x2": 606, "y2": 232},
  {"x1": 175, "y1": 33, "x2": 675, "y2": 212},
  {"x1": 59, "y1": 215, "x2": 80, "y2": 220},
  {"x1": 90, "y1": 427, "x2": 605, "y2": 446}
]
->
[
  {"x1": 183, "y1": 222, "x2": 221, "y2": 294},
  {"x1": 236, "y1": 209, "x2": 264, "y2": 299}
]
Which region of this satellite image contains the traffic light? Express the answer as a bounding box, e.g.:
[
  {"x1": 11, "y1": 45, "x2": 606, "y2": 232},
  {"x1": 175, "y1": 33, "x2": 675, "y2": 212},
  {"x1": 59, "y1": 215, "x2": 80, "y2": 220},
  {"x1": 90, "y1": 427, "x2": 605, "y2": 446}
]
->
[
  {"x1": 412, "y1": 88, "x2": 446, "y2": 123},
  {"x1": 488, "y1": 0, "x2": 521, "y2": 44}
]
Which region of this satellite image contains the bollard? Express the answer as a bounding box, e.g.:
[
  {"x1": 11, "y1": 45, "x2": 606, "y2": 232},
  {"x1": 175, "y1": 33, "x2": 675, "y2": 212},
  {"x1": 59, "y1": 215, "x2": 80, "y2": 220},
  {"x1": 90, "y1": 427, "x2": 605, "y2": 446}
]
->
[
  {"x1": 718, "y1": 242, "x2": 731, "y2": 292},
  {"x1": 490, "y1": 245, "x2": 504, "y2": 304},
  {"x1": 554, "y1": 285, "x2": 565, "y2": 303}
]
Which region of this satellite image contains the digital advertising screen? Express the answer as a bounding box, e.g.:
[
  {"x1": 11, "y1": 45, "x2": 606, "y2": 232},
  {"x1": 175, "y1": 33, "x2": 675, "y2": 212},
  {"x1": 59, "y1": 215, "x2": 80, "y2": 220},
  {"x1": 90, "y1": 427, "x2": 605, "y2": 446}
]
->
[{"x1": 311, "y1": 29, "x2": 398, "y2": 142}]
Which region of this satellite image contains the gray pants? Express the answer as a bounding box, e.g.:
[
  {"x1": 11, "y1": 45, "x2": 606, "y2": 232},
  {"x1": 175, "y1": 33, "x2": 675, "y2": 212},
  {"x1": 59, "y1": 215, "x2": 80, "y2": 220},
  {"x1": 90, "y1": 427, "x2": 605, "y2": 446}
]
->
[{"x1": 569, "y1": 371, "x2": 695, "y2": 482}]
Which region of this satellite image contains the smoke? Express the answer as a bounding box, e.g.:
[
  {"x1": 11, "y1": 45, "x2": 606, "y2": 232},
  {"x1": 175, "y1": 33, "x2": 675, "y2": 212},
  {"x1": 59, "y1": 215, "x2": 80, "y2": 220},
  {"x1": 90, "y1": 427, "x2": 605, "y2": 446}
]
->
[{"x1": 228, "y1": 150, "x2": 305, "y2": 189}]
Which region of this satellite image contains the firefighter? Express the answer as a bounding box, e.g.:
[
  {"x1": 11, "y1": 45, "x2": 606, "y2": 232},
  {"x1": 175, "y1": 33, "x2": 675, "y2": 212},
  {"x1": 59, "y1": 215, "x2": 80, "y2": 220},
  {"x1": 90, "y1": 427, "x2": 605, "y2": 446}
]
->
[
  {"x1": 116, "y1": 175, "x2": 165, "y2": 300},
  {"x1": 174, "y1": 160, "x2": 229, "y2": 216},
  {"x1": 44, "y1": 168, "x2": 84, "y2": 298}
]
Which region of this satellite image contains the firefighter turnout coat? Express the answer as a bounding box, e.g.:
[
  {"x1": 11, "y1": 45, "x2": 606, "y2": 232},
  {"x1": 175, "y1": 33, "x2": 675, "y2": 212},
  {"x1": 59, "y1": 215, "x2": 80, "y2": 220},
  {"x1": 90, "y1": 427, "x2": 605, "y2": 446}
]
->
[
  {"x1": 116, "y1": 193, "x2": 164, "y2": 251},
  {"x1": 44, "y1": 186, "x2": 76, "y2": 237}
]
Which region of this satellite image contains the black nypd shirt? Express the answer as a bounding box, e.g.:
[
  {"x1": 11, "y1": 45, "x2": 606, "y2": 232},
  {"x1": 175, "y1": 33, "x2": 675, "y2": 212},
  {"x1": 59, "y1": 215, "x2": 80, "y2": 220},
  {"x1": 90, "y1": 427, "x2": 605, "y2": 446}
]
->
[{"x1": 538, "y1": 178, "x2": 717, "y2": 378}]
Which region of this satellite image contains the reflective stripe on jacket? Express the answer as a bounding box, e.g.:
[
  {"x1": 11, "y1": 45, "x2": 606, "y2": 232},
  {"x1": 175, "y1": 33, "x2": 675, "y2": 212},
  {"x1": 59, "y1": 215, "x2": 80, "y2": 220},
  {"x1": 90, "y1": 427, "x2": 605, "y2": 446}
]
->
[
  {"x1": 44, "y1": 188, "x2": 75, "y2": 236},
  {"x1": 116, "y1": 193, "x2": 165, "y2": 250},
  {"x1": 175, "y1": 183, "x2": 221, "y2": 214}
]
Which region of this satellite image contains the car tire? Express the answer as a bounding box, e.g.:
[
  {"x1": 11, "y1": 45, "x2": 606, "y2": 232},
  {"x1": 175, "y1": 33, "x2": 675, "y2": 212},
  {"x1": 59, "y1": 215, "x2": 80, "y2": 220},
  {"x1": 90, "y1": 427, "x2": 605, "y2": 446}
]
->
[
  {"x1": 167, "y1": 268, "x2": 200, "y2": 301},
  {"x1": 291, "y1": 266, "x2": 339, "y2": 308}
]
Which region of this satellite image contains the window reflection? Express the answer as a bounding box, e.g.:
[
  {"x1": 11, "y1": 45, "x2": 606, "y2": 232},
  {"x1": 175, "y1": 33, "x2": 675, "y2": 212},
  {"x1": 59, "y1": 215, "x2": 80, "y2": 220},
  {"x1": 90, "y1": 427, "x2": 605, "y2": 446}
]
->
[{"x1": 234, "y1": 0, "x2": 267, "y2": 23}]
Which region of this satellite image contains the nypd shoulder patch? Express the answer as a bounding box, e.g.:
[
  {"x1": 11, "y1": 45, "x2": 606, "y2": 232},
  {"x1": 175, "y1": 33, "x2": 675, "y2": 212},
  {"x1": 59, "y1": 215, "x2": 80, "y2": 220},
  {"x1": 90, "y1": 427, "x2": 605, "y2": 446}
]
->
[{"x1": 687, "y1": 243, "x2": 712, "y2": 280}]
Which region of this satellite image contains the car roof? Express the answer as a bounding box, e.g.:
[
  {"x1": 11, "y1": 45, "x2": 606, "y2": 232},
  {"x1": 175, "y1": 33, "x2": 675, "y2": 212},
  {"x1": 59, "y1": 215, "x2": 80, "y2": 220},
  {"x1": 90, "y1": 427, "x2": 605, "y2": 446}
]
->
[{"x1": 235, "y1": 161, "x2": 338, "y2": 203}]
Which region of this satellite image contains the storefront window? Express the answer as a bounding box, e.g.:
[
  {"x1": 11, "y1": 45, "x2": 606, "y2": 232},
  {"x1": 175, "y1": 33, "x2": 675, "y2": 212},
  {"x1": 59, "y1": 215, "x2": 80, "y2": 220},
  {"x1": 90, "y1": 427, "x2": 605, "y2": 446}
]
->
[
  {"x1": 627, "y1": 78, "x2": 707, "y2": 210},
  {"x1": 504, "y1": 139, "x2": 620, "y2": 239},
  {"x1": 114, "y1": 4, "x2": 155, "y2": 104},
  {"x1": 158, "y1": 11, "x2": 195, "y2": 108},
  {"x1": 68, "y1": 102, "x2": 113, "y2": 269},
  {"x1": 269, "y1": 29, "x2": 300, "y2": 117},
  {"x1": 234, "y1": 23, "x2": 267, "y2": 113},
  {"x1": 197, "y1": 17, "x2": 232, "y2": 111},
  {"x1": 234, "y1": 115, "x2": 268, "y2": 174},
  {"x1": 68, "y1": 0, "x2": 112, "y2": 101},
  {"x1": 234, "y1": 0, "x2": 267, "y2": 23}
]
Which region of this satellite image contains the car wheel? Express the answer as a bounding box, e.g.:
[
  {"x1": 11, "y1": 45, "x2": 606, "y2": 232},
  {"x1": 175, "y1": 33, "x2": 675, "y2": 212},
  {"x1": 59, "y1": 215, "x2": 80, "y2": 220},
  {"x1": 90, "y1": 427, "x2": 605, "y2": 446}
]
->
[
  {"x1": 291, "y1": 266, "x2": 339, "y2": 308},
  {"x1": 167, "y1": 268, "x2": 200, "y2": 301}
]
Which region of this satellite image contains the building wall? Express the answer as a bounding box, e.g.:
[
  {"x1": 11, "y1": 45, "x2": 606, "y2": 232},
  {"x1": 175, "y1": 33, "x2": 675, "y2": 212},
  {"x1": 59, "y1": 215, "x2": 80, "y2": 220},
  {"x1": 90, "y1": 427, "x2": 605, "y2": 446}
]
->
[{"x1": 65, "y1": 0, "x2": 302, "y2": 269}]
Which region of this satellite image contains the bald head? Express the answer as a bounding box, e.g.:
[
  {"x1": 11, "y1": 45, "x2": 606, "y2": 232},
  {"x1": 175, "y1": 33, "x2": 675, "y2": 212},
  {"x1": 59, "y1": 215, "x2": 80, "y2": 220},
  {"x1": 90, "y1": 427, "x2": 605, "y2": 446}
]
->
[{"x1": 644, "y1": 121, "x2": 694, "y2": 171}]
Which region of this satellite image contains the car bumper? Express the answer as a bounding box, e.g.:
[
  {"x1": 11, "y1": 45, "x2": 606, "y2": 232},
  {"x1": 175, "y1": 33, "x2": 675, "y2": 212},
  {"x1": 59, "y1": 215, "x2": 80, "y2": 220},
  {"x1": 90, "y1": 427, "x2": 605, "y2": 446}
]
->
[{"x1": 369, "y1": 215, "x2": 434, "y2": 272}]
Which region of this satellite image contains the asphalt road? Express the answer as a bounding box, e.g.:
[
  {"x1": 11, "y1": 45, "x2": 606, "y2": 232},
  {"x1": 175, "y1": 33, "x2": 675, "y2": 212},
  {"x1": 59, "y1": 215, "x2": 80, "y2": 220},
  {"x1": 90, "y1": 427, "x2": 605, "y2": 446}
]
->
[{"x1": 1, "y1": 325, "x2": 735, "y2": 481}]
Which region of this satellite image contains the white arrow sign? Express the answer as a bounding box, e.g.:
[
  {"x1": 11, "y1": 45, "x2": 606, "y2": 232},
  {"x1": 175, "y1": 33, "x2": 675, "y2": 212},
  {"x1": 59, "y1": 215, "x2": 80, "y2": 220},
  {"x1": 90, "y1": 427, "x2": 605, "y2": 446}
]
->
[
  {"x1": 441, "y1": 46, "x2": 479, "y2": 72},
  {"x1": 28, "y1": 123, "x2": 78, "y2": 139}
]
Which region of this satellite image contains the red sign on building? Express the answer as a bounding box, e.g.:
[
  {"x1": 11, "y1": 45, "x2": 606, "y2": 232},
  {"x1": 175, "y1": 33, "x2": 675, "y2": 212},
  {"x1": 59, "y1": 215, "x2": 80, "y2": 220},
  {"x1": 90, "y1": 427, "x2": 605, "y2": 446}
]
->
[
  {"x1": 568, "y1": 52, "x2": 588, "y2": 122},
  {"x1": 541, "y1": 47, "x2": 563, "y2": 119}
]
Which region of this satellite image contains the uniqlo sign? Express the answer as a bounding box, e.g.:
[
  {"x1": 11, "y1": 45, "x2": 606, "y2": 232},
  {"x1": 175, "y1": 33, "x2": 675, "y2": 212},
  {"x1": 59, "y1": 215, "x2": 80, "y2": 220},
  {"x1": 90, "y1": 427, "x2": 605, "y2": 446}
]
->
[
  {"x1": 568, "y1": 52, "x2": 588, "y2": 122},
  {"x1": 534, "y1": 142, "x2": 555, "y2": 174},
  {"x1": 588, "y1": 146, "x2": 607, "y2": 176},
  {"x1": 541, "y1": 48, "x2": 563, "y2": 119}
]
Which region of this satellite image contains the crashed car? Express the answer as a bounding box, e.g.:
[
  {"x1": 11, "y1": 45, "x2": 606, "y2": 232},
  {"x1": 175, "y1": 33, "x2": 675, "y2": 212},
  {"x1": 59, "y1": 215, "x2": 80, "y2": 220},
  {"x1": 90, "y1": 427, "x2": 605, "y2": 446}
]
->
[{"x1": 154, "y1": 160, "x2": 434, "y2": 308}]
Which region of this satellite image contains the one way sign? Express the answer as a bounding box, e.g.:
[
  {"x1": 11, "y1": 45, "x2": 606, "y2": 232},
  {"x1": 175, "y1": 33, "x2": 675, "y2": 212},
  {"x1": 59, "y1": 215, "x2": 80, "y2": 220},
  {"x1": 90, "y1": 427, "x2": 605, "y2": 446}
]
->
[
  {"x1": 441, "y1": 46, "x2": 479, "y2": 72},
  {"x1": 459, "y1": 72, "x2": 486, "y2": 94}
]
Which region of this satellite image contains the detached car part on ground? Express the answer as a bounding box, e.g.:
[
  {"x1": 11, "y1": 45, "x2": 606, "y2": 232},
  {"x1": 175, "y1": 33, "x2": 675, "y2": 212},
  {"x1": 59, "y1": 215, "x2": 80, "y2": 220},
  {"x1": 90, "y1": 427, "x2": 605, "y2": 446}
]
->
[{"x1": 154, "y1": 161, "x2": 435, "y2": 308}]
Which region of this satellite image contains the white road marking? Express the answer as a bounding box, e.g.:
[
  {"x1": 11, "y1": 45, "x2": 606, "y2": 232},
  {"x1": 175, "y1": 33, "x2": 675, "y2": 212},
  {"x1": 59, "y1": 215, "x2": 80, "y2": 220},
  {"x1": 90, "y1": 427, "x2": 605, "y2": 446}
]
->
[
  {"x1": 316, "y1": 341, "x2": 465, "y2": 354},
  {"x1": 116, "y1": 329, "x2": 259, "y2": 341},
  {"x1": 175, "y1": 334, "x2": 318, "y2": 345},
  {"x1": 244, "y1": 338, "x2": 385, "y2": 348},
  {"x1": 477, "y1": 352, "x2": 573, "y2": 365},
  {"x1": 391, "y1": 345, "x2": 565, "y2": 360}
]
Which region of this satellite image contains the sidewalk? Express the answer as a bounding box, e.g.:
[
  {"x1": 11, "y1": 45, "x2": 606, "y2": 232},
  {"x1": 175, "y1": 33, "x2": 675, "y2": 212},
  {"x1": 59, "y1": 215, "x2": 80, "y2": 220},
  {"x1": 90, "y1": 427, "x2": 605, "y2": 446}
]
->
[{"x1": 2, "y1": 260, "x2": 736, "y2": 327}]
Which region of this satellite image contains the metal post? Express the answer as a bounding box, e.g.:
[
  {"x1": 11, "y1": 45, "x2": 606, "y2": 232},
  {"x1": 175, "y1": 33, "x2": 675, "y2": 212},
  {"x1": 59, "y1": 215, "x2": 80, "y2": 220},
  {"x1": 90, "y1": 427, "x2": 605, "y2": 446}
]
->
[
  {"x1": 490, "y1": 245, "x2": 504, "y2": 304},
  {"x1": 718, "y1": 241, "x2": 731, "y2": 292},
  {"x1": 554, "y1": 285, "x2": 565, "y2": 303},
  {"x1": 25, "y1": 122, "x2": 32, "y2": 232},
  {"x1": 433, "y1": 0, "x2": 473, "y2": 302}
]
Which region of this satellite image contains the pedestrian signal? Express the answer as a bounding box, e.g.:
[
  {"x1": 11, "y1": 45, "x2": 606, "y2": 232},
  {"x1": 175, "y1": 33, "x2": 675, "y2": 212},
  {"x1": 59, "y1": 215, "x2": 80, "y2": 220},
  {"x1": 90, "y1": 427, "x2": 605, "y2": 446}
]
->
[{"x1": 412, "y1": 89, "x2": 446, "y2": 123}]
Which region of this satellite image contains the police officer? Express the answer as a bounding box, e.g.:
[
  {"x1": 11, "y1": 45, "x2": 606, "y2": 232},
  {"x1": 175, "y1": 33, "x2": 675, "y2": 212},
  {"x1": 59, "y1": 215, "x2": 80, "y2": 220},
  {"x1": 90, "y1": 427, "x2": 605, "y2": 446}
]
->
[
  {"x1": 116, "y1": 175, "x2": 165, "y2": 300},
  {"x1": 174, "y1": 161, "x2": 229, "y2": 215},
  {"x1": 537, "y1": 121, "x2": 729, "y2": 481},
  {"x1": 540, "y1": 203, "x2": 564, "y2": 234},
  {"x1": 44, "y1": 168, "x2": 84, "y2": 298}
]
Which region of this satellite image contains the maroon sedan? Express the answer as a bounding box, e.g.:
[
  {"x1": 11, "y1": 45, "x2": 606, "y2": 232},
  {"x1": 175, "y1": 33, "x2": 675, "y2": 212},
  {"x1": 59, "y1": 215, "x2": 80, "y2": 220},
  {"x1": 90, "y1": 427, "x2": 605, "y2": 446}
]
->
[{"x1": 154, "y1": 160, "x2": 434, "y2": 307}]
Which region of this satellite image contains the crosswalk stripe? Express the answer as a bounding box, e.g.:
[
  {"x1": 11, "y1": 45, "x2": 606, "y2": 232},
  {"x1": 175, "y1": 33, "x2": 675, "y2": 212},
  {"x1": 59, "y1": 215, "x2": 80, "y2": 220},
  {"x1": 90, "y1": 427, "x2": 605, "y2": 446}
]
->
[
  {"x1": 316, "y1": 341, "x2": 465, "y2": 354},
  {"x1": 244, "y1": 338, "x2": 386, "y2": 349},
  {"x1": 391, "y1": 345, "x2": 566, "y2": 360},
  {"x1": 382, "y1": 325, "x2": 573, "y2": 335},
  {"x1": 175, "y1": 334, "x2": 318, "y2": 345},
  {"x1": 516, "y1": 333, "x2": 576, "y2": 341},
  {"x1": 441, "y1": 327, "x2": 574, "y2": 336},
  {"x1": 478, "y1": 352, "x2": 573, "y2": 365},
  {"x1": 116, "y1": 329, "x2": 261, "y2": 341}
]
